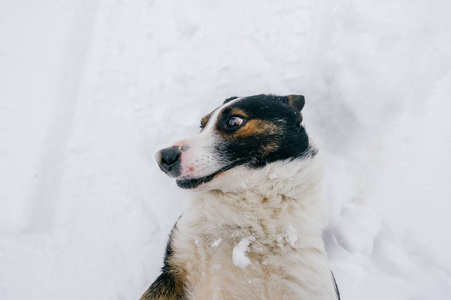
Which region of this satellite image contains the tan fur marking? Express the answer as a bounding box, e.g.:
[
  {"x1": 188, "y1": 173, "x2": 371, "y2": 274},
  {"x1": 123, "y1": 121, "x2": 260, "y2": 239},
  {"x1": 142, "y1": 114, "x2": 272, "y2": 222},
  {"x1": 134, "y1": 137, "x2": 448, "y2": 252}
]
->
[
  {"x1": 287, "y1": 95, "x2": 298, "y2": 102},
  {"x1": 260, "y1": 141, "x2": 279, "y2": 155},
  {"x1": 235, "y1": 119, "x2": 280, "y2": 138},
  {"x1": 229, "y1": 107, "x2": 249, "y2": 119},
  {"x1": 286, "y1": 95, "x2": 305, "y2": 112},
  {"x1": 200, "y1": 113, "x2": 211, "y2": 130},
  {"x1": 214, "y1": 118, "x2": 281, "y2": 155}
]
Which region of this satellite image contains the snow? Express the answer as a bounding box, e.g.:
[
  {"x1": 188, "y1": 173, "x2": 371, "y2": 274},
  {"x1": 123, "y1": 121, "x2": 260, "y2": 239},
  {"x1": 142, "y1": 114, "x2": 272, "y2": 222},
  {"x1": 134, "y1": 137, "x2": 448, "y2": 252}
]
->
[
  {"x1": 232, "y1": 236, "x2": 255, "y2": 269},
  {"x1": 285, "y1": 223, "x2": 298, "y2": 247},
  {"x1": 1, "y1": 0, "x2": 451, "y2": 299},
  {"x1": 211, "y1": 238, "x2": 222, "y2": 248}
]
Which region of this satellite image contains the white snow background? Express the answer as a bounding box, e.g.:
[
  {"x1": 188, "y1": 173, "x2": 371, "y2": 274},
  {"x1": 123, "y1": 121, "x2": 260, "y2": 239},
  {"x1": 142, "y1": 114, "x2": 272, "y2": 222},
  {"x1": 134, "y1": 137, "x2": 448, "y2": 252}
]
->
[{"x1": 1, "y1": 0, "x2": 451, "y2": 299}]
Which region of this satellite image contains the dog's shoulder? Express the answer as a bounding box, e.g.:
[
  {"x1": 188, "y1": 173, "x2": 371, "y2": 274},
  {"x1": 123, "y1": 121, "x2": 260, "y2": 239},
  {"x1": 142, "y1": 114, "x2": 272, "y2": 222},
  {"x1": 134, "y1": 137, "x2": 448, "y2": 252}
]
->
[{"x1": 140, "y1": 223, "x2": 187, "y2": 300}]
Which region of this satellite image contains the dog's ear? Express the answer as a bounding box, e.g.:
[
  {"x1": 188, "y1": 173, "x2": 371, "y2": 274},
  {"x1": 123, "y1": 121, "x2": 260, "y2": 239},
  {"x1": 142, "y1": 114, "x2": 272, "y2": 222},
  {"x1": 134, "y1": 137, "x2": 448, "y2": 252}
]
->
[
  {"x1": 224, "y1": 96, "x2": 239, "y2": 104},
  {"x1": 285, "y1": 95, "x2": 305, "y2": 112}
]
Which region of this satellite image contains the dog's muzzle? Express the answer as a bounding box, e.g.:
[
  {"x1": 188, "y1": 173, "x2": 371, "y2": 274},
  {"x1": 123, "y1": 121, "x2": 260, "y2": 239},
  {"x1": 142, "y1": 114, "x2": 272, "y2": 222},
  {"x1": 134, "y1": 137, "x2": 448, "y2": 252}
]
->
[{"x1": 155, "y1": 146, "x2": 182, "y2": 177}]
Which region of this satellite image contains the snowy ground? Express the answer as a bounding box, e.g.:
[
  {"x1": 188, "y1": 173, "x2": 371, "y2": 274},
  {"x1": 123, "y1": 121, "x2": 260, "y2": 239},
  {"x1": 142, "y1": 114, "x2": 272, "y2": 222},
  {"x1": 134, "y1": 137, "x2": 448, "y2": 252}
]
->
[{"x1": 1, "y1": 0, "x2": 451, "y2": 299}]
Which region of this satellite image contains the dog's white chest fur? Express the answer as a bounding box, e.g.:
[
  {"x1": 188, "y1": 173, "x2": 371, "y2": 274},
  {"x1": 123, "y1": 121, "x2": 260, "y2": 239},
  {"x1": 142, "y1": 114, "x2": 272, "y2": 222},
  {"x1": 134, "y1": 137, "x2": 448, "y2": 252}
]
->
[{"x1": 170, "y1": 157, "x2": 338, "y2": 299}]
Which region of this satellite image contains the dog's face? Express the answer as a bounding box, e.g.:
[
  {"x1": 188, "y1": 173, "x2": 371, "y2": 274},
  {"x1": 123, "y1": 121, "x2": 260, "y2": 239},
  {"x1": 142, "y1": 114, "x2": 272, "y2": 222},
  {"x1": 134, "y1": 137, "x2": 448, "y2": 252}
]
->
[{"x1": 155, "y1": 94, "x2": 310, "y2": 190}]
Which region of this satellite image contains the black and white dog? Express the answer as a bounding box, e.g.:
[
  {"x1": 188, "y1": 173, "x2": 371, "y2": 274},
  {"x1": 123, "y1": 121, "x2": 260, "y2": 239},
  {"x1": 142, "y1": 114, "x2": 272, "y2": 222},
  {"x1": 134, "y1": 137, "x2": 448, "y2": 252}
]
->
[{"x1": 141, "y1": 94, "x2": 339, "y2": 299}]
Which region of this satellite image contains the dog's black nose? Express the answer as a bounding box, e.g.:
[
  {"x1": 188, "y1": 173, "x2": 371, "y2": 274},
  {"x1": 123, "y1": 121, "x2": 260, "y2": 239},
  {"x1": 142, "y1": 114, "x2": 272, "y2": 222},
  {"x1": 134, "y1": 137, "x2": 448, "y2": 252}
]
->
[{"x1": 155, "y1": 146, "x2": 181, "y2": 177}]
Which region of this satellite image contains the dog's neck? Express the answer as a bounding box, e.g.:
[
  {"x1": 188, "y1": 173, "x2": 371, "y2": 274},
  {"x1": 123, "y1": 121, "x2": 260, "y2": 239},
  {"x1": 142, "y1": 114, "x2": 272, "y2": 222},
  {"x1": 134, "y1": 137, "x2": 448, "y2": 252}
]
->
[
  {"x1": 171, "y1": 153, "x2": 337, "y2": 300},
  {"x1": 184, "y1": 154, "x2": 328, "y2": 247}
]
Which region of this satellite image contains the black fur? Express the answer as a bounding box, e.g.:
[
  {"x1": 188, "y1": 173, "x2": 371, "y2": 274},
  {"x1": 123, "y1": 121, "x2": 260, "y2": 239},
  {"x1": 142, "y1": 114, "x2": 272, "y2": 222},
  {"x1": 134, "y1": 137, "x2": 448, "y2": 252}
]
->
[
  {"x1": 141, "y1": 225, "x2": 186, "y2": 300},
  {"x1": 223, "y1": 96, "x2": 239, "y2": 104}
]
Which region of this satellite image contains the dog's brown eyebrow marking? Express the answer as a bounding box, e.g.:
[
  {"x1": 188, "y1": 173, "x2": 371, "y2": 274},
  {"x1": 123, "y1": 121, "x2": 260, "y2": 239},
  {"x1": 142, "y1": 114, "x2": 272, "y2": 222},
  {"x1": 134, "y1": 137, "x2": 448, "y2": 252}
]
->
[
  {"x1": 229, "y1": 108, "x2": 249, "y2": 118},
  {"x1": 235, "y1": 119, "x2": 280, "y2": 138},
  {"x1": 200, "y1": 113, "x2": 211, "y2": 130}
]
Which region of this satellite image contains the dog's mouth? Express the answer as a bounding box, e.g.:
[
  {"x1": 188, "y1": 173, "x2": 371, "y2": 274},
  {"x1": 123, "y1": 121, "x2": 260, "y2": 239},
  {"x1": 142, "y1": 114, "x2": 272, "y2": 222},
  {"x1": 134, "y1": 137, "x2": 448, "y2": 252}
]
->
[
  {"x1": 176, "y1": 173, "x2": 219, "y2": 189},
  {"x1": 176, "y1": 159, "x2": 248, "y2": 189}
]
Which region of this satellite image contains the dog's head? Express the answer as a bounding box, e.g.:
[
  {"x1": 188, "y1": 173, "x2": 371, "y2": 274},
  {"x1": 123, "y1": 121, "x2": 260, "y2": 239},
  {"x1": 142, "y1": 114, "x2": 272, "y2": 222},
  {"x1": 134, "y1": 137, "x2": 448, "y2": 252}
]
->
[{"x1": 155, "y1": 94, "x2": 311, "y2": 190}]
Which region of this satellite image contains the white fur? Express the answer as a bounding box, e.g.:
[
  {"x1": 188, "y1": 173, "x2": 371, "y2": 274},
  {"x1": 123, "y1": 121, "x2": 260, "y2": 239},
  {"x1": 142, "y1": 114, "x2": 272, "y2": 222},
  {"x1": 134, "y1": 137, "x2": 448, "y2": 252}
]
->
[{"x1": 170, "y1": 154, "x2": 338, "y2": 299}]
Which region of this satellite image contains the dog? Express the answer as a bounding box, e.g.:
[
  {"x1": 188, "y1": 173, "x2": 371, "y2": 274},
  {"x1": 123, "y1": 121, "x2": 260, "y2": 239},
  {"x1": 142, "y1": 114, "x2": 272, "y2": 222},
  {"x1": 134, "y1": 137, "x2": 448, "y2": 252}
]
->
[{"x1": 141, "y1": 94, "x2": 340, "y2": 299}]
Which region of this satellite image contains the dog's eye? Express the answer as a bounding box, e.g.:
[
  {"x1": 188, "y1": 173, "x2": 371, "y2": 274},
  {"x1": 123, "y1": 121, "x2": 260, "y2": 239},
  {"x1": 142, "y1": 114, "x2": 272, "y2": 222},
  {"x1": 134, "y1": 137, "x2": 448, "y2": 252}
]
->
[{"x1": 227, "y1": 116, "x2": 244, "y2": 128}]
